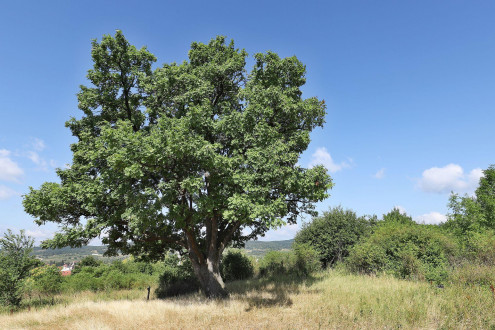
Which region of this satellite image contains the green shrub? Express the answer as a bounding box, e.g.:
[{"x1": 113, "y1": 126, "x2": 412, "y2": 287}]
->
[
  {"x1": 460, "y1": 230, "x2": 495, "y2": 265},
  {"x1": 258, "y1": 245, "x2": 320, "y2": 278},
  {"x1": 62, "y1": 271, "x2": 104, "y2": 292},
  {"x1": 221, "y1": 249, "x2": 254, "y2": 282},
  {"x1": 155, "y1": 254, "x2": 199, "y2": 298},
  {"x1": 72, "y1": 256, "x2": 102, "y2": 275},
  {"x1": 291, "y1": 243, "x2": 321, "y2": 277},
  {"x1": 295, "y1": 206, "x2": 376, "y2": 267},
  {"x1": 0, "y1": 230, "x2": 38, "y2": 307},
  {"x1": 28, "y1": 265, "x2": 62, "y2": 299},
  {"x1": 259, "y1": 251, "x2": 290, "y2": 277},
  {"x1": 346, "y1": 222, "x2": 458, "y2": 283}
]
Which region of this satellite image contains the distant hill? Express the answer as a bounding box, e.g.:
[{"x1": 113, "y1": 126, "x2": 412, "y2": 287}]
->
[
  {"x1": 32, "y1": 246, "x2": 123, "y2": 265},
  {"x1": 32, "y1": 239, "x2": 294, "y2": 264},
  {"x1": 243, "y1": 239, "x2": 294, "y2": 257}
]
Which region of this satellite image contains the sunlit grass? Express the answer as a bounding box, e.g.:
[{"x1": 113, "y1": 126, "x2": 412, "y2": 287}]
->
[{"x1": 2, "y1": 270, "x2": 495, "y2": 329}]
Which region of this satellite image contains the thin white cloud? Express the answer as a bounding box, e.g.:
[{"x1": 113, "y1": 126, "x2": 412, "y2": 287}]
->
[
  {"x1": 414, "y1": 212, "x2": 447, "y2": 225},
  {"x1": 27, "y1": 151, "x2": 42, "y2": 165},
  {"x1": 417, "y1": 164, "x2": 483, "y2": 194},
  {"x1": 309, "y1": 147, "x2": 350, "y2": 173},
  {"x1": 0, "y1": 149, "x2": 23, "y2": 182},
  {"x1": 26, "y1": 151, "x2": 48, "y2": 170},
  {"x1": 31, "y1": 138, "x2": 46, "y2": 152},
  {"x1": 260, "y1": 223, "x2": 300, "y2": 241},
  {"x1": 374, "y1": 168, "x2": 385, "y2": 179},
  {"x1": 0, "y1": 185, "x2": 17, "y2": 200},
  {"x1": 25, "y1": 229, "x2": 52, "y2": 239}
]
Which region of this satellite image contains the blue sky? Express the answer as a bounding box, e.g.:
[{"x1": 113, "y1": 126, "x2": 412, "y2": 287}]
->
[{"x1": 1, "y1": 1, "x2": 494, "y2": 243}]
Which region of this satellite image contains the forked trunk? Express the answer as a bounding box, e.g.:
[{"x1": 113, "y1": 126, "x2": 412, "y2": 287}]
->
[{"x1": 190, "y1": 254, "x2": 228, "y2": 299}]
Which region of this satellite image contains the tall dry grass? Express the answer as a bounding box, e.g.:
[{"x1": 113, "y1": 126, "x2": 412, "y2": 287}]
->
[{"x1": 2, "y1": 270, "x2": 495, "y2": 329}]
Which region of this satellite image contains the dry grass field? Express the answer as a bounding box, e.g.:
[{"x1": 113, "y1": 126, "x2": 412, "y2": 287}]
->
[{"x1": 2, "y1": 270, "x2": 495, "y2": 329}]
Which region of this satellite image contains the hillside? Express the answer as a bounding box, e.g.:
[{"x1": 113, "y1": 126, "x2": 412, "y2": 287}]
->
[
  {"x1": 32, "y1": 239, "x2": 294, "y2": 264},
  {"x1": 243, "y1": 239, "x2": 294, "y2": 257}
]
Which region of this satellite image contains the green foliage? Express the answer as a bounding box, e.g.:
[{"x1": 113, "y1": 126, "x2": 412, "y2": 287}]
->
[
  {"x1": 445, "y1": 193, "x2": 484, "y2": 235},
  {"x1": 295, "y1": 206, "x2": 376, "y2": 267},
  {"x1": 291, "y1": 243, "x2": 321, "y2": 277},
  {"x1": 476, "y1": 165, "x2": 495, "y2": 227},
  {"x1": 0, "y1": 230, "x2": 37, "y2": 307},
  {"x1": 258, "y1": 251, "x2": 290, "y2": 277},
  {"x1": 220, "y1": 249, "x2": 254, "y2": 282},
  {"x1": 258, "y1": 244, "x2": 320, "y2": 278},
  {"x1": 72, "y1": 255, "x2": 102, "y2": 274},
  {"x1": 22, "y1": 31, "x2": 332, "y2": 297},
  {"x1": 346, "y1": 221, "x2": 458, "y2": 283},
  {"x1": 382, "y1": 208, "x2": 415, "y2": 225},
  {"x1": 457, "y1": 230, "x2": 495, "y2": 265},
  {"x1": 62, "y1": 258, "x2": 160, "y2": 293},
  {"x1": 27, "y1": 265, "x2": 62, "y2": 298},
  {"x1": 445, "y1": 165, "x2": 495, "y2": 235},
  {"x1": 155, "y1": 254, "x2": 199, "y2": 298}
]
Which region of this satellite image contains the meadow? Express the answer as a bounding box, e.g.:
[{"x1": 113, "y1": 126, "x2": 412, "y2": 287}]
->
[{"x1": 2, "y1": 269, "x2": 495, "y2": 329}]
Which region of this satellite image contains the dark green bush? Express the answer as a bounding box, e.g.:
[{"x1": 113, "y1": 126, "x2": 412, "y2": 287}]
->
[
  {"x1": 295, "y1": 206, "x2": 376, "y2": 267},
  {"x1": 346, "y1": 221, "x2": 458, "y2": 283},
  {"x1": 221, "y1": 249, "x2": 254, "y2": 282},
  {"x1": 155, "y1": 254, "x2": 199, "y2": 298}
]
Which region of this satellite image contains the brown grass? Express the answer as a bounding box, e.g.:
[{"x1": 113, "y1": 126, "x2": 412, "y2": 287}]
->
[{"x1": 2, "y1": 270, "x2": 495, "y2": 329}]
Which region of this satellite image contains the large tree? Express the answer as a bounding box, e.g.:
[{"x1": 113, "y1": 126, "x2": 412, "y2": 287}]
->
[{"x1": 23, "y1": 31, "x2": 332, "y2": 297}]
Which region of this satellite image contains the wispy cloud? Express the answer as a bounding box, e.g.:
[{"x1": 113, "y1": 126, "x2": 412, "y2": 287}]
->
[
  {"x1": 31, "y1": 138, "x2": 46, "y2": 152},
  {"x1": 417, "y1": 164, "x2": 482, "y2": 194},
  {"x1": 0, "y1": 149, "x2": 23, "y2": 182},
  {"x1": 309, "y1": 147, "x2": 350, "y2": 173},
  {"x1": 0, "y1": 185, "x2": 17, "y2": 200},
  {"x1": 374, "y1": 168, "x2": 385, "y2": 179}
]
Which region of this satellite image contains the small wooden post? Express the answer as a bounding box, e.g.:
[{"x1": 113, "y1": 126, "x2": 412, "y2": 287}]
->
[{"x1": 147, "y1": 286, "x2": 151, "y2": 301}]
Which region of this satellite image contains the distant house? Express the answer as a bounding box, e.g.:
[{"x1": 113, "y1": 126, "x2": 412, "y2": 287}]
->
[{"x1": 60, "y1": 262, "x2": 75, "y2": 276}]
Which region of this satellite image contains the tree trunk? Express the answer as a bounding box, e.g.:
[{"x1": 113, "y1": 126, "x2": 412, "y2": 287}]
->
[{"x1": 190, "y1": 253, "x2": 228, "y2": 299}]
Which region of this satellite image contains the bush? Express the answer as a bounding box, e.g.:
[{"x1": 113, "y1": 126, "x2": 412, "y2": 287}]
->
[
  {"x1": 258, "y1": 251, "x2": 290, "y2": 277},
  {"x1": 0, "y1": 230, "x2": 38, "y2": 307},
  {"x1": 155, "y1": 254, "x2": 199, "y2": 298},
  {"x1": 28, "y1": 265, "x2": 62, "y2": 299},
  {"x1": 62, "y1": 271, "x2": 104, "y2": 292},
  {"x1": 72, "y1": 256, "x2": 102, "y2": 275},
  {"x1": 291, "y1": 243, "x2": 321, "y2": 277},
  {"x1": 295, "y1": 206, "x2": 376, "y2": 268},
  {"x1": 459, "y1": 230, "x2": 495, "y2": 265},
  {"x1": 258, "y1": 244, "x2": 320, "y2": 278},
  {"x1": 346, "y1": 221, "x2": 458, "y2": 283},
  {"x1": 221, "y1": 249, "x2": 254, "y2": 282}
]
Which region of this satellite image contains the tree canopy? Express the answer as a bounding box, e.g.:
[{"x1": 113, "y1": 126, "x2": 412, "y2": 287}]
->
[
  {"x1": 23, "y1": 31, "x2": 332, "y2": 297},
  {"x1": 446, "y1": 165, "x2": 495, "y2": 235},
  {"x1": 295, "y1": 206, "x2": 375, "y2": 267}
]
